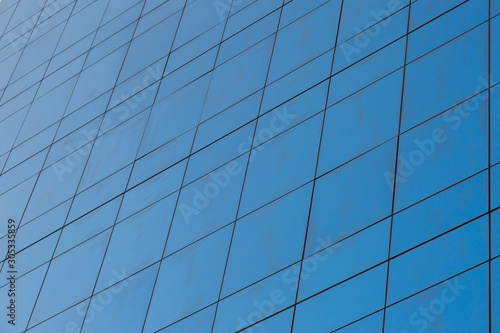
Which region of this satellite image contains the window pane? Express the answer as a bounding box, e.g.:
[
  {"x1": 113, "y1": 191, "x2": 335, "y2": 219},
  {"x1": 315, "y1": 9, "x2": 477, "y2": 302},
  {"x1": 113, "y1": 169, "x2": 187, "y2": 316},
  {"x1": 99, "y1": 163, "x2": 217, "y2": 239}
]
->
[
  {"x1": 239, "y1": 114, "x2": 322, "y2": 217},
  {"x1": 395, "y1": 93, "x2": 488, "y2": 211},
  {"x1": 30, "y1": 230, "x2": 112, "y2": 326},
  {"x1": 387, "y1": 216, "x2": 488, "y2": 304},
  {"x1": 298, "y1": 218, "x2": 390, "y2": 301},
  {"x1": 158, "y1": 305, "x2": 217, "y2": 333},
  {"x1": 222, "y1": 185, "x2": 311, "y2": 297},
  {"x1": 214, "y1": 264, "x2": 299, "y2": 333},
  {"x1": 385, "y1": 264, "x2": 489, "y2": 333},
  {"x1": 166, "y1": 154, "x2": 247, "y2": 255},
  {"x1": 144, "y1": 226, "x2": 232, "y2": 332},
  {"x1": 292, "y1": 264, "x2": 387, "y2": 333},
  {"x1": 307, "y1": 139, "x2": 396, "y2": 255},
  {"x1": 81, "y1": 264, "x2": 158, "y2": 333},
  {"x1": 402, "y1": 24, "x2": 488, "y2": 131},
  {"x1": 391, "y1": 171, "x2": 488, "y2": 256},
  {"x1": 268, "y1": 0, "x2": 341, "y2": 82},
  {"x1": 319, "y1": 69, "x2": 402, "y2": 174}
]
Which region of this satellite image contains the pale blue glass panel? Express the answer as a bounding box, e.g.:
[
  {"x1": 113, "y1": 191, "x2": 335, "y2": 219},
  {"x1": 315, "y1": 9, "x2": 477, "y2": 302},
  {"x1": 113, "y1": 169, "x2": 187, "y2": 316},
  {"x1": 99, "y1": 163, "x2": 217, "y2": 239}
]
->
[
  {"x1": 387, "y1": 216, "x2": 489, "y2": 304},
  {"x1": 0, "y1": 52, "x2": 21, "y2": 92},
  {"x1": 229, "y1": 0, "x2": 256, "y2": 16},
  {"x1": 81, "y1": 264, "x2": 158, "y2": 333},
  {"x1": 385, "y1": 264, "x2": 489, "y2": 333},
  {"x1": 109, "y1": 57, "x2": 163, "y2": 109},
  {"x1": 410, "y1": 0, "x2": 465, "y2": 30},
  {"x1": 79, "y1": 110, "x2": 149, "y2": 190},
  {"x1": 298, "y1": 218, "x2": 390, "y2": 301},
  {"x1": 492, "y1": 86, "x2": 500, "y2": 165},
  {"x1": 239, "y1": 114, "x2": 322, "y2": 217},
  {"x1": 493, "y1": 163, "x2": 500, "y2": 210},
  {"x1": 119, "y1": 12, "x2": 180, "y2": 82},
  {"x1": 166, "y1": 24, "x2": 224, "y2": 74},
  {"x1": 241, "y1": 308, "x2": 294, "y2": 333},
  {"x1": 11, "y1": 23, "x2": 64, "y2": 81},
  {"x1": 0, "y1": 177, "x2": 37, "y2": 237},
  {"x1": 140, "y1": 74, "x2": 210, "y2": 155},
  {"x1": 337, "y1": 0, "x2": 407, "y2": 44},
  {"x1": 0, "y1": 149, "x2": 47, "y2": 196},
  {"x1": 118, "y1": 160, "x2": 185, "y2": 221},
  {"x1": 261, "y1": 50, "x2": 332, "y2": 114},
  {"x1": 158, "y1": 305, "x2": 217, "y2": 333},
  {"x1": 306, "y1": 139, "x2": 396, "y2": 255},
  {"x1": 391, "y1": 171, "x2": 488, "y2": 256},
  {"x1": 493, "y1": 258, "x2": 500, "y2": 333},
  {"x1": 94, "y1": 2, "x2": 142, "y2": 45},
  {"x1": 26, "y1": 300, "x2": 89, "y2": 333},
  {"x1": 68, "y1": 165, "x2": 131, "y2": 222},
  {"x1": 280, "y1": 0, "x2": 329, "y2": 28},
  {"x1": 334, "y1": 8, "x2": 408, "y2": 73},
  {"x1": 23, "y1": 148, "x2": 88, "y2": 223},
  {"x1": 224, "y1": 0, "x2": 281, "y2": 38},
  {"x1": 319, "y1": 69, "x2": 402, "y2": 175},
  {"x1": 0, "y1": 107, "x2": 28, "y2": 156},
  {"x1": 56, "y1": 91, "x2": 110, "y2": 141},
  {"x1": 158, "y1": 48, "x2": 217, "y2": 98},
  {"x1": 494, "y1": 0, "x2": 500, "y2": 16},
  {"x1": 402, "y1": 24, "x2": 488, "y2": 131},
  {"x1": 0, "y1": 85, "x2": 38, "y2": 122},
  {"x1": 213, "y1": 264, "x2": 299, "y2": 333},
  {"x1": 144, "y1": 226, "x2": 232, "y2": 332},
  {"x1": 292, "y1": 264, "x2": 387, "y2": 333},
  {"x1": 85, "y1": 23, "x2": 136, "y2": 69},
  {"x1": 407, "y1": 0, "x2": 488, "y2": 63},
  {"x1": 102, "y1": 0, "x2": 141, "y2": 24},
  {"x1": 217, "y1": 10, "x2": 280, "y2": 66},
  {"x1": 16, "y1": 199, "x2": 71, "y2": 251},
  {"x1": 30, "y1": 230, "x2": 112, "y2": 326},
  {"x1": 268, "y1": 0, "x2": 341, "y2": 82},
  {"x1": 203, "y1": 36, "x2": 274, "y2": 119},
  {"x1": 56, "y1": 197, "x2": 121, "y2": 256},
  {"x1": 56, "y1": 0, "x2": 107, "y2": 52},
  {"x1": 329, "y1": 38, "x2": 406, "y2": 105},
  {"x1": 493, "y1": 15, "x2": 500, "y2": 86},
  {"x1": 395, "y1": 93, "x2": 488, "y2": 211},
  {"x1": 144, "y1": 0, "x2": 184, "y2": 16},
  {"x1": 336, "y1": 311, "x2": 383, "y2": 333},
  {"x1": 3, "y1": 64, "x2": 45, "y2": 103},
  {"x1": 166, "y1": 154, "x2": 248, "y2": 254},
  {"x1": 493, "y1": 210, "x2": 500, "y2": 258},
  {"x1": 0, "y1": 233, "x2": 56, "y2": 286},
  {"x1": 173, "y1": 0, "x2": 228, "y2": 48},
  {"x1": 194, "y1": 91, "x2": 261, "y2": 151},
  {"x1": 256, "y1": 81, "x2": 328, "y2": 142},
  {"x1": 131, "y1": 129, "x2": 194, "y2": 187},
  {"x1": 45, "y1": 117, "x2": 101, "y2": 168},
  {"x1": 222, "y1": 185, "x2": 311, "y2": 297},
  {"x1": 184, "y1": 121, "x2": 255, "y2": 184},
  {"x1": 66, "y1": 46, "x2": 127, "y2": 113},
  {"x1": 6, "y1": 123, "x2": 57, "y2": 170},
  {"x1": 47, "y1": 33, "x2": 94, "y2": 78},
  {"x1": 95, "y1": 194, "x2": 176, "y2": 292}
]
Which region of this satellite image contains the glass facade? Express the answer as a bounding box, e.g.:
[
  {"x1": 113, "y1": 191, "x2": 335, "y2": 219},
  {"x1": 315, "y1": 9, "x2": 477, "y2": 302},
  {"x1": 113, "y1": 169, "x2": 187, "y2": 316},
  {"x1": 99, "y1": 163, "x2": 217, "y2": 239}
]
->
[{"x1": 0, "y1": 0, "x2": 498, "y2": 332}]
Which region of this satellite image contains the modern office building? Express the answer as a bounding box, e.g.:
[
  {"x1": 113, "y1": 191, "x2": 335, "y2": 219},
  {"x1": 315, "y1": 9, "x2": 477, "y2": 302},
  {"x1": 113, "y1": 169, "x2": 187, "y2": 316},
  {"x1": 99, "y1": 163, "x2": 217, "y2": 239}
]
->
[{"x1": 0, "y1": 0, "x2": 499, "y2": 332}]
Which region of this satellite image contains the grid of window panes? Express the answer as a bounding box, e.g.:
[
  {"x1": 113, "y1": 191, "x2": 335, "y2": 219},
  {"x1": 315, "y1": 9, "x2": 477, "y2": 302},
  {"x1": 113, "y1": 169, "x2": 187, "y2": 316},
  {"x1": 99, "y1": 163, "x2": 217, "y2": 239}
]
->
[{"x1": 0, "y1": 0, "x2": 499, "y2": 332}]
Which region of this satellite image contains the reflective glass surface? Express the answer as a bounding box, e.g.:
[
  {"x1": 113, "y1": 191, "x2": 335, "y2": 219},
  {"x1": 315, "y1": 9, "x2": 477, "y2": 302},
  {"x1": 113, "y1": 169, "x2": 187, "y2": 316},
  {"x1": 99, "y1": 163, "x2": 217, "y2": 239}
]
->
[{"x1": 0, "y1": 0, "x2": 497, "y2": 332}]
